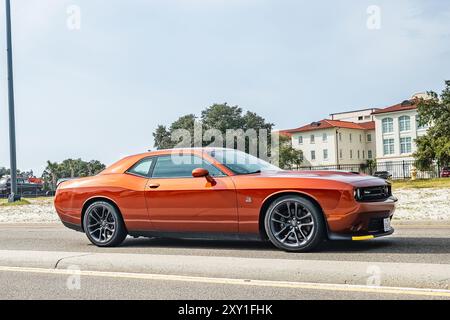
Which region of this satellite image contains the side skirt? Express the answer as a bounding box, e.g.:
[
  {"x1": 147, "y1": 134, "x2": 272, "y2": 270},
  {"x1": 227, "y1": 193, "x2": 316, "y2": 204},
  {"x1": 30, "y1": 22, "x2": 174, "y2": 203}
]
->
[
  {"x1": 61, "y1": 220, "x2": 83, "y2": 233},
  {"x1": 128, "y1": 230, "x2": 263, "y2": 242}
]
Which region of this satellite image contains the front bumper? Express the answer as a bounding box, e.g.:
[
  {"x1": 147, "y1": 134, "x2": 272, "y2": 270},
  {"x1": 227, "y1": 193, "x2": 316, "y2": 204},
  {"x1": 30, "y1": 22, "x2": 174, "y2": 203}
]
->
[
  {"x1": 326, "y1": 196, "x2": 397, "y2": 240},
  {"x1": 328, "y1": 227, "x2": 394, "y2": 241}
]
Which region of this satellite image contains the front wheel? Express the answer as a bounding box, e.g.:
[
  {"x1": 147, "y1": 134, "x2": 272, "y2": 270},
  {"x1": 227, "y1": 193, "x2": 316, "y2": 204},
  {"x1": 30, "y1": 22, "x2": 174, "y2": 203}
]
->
[
  {"x1": 83, "y1": 201, "x2": 127, "y2": 247},
  {"x1": 264, "y1": 196, "x2": 325, "y2": 252}
]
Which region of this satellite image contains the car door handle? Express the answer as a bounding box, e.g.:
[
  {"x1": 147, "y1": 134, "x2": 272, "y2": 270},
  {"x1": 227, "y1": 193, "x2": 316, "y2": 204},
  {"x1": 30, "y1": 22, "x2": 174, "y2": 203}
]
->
[{"x1": 148, "y1": 183, "x2": 160, "y2": 189}]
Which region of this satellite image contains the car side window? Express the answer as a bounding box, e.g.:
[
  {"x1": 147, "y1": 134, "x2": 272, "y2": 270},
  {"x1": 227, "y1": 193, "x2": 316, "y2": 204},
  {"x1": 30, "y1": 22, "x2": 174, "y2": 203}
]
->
[
  {"x1": 152, "y1": 155, "x2": 225, "y2": 178},
  {"x1": 127, "y1": 158, "x2": 154, "y2": 177}
]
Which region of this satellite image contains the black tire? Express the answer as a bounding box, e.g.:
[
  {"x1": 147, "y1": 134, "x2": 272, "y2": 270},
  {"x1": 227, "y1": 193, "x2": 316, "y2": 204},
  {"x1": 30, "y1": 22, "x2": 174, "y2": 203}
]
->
[
  {"x1": 83, "y1": 201, "x2": 127, "y2": 247},
  {"x1": 264, "y1": 195, "x2": 325, "y2": 252}
]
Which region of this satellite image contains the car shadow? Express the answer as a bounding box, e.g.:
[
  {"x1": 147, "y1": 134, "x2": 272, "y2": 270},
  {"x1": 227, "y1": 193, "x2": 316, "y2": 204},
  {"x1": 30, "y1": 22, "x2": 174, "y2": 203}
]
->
[{"x1": 120, "y1": 236, "x2": 450, "y2": 254}]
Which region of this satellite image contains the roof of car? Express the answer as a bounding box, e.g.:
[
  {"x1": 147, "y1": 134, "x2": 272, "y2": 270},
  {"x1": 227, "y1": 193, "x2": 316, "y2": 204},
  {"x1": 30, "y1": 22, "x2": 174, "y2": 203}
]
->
[{"x1": 99, "y1": 148, "x2": 235, "y2": 175}]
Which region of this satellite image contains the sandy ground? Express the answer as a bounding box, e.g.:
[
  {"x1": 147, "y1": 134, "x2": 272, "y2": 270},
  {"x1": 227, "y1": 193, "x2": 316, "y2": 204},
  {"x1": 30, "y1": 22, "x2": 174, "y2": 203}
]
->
[
  {"x1": 394, "y1": 188, "x2": 450, "y2": 221},
  {"x1": 0, "y1": 188, "x2": 449, "y2": 223},
  {"x1": 0, "y1": 198, "x2": 59, "y2": 223}
]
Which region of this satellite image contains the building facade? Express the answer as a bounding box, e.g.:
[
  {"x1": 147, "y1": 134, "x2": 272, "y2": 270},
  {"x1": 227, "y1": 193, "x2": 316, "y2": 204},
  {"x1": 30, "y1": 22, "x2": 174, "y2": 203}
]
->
[
  {"x1": 330, "y1": 108, "x2": 379, "y2": 123},
  {"x1": 283, "y1": 114, "x2": 376, "y2": 167},
  {"x1": 372, "y1": 94, "x2": 429, "y2": 169}
]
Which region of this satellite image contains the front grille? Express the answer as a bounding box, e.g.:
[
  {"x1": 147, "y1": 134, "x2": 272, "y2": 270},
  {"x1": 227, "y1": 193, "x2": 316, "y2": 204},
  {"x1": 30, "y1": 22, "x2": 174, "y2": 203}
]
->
[
  {"x1": 368, "y1": 218, "x2": 385, "y2": 232},
  {"x1": 355, "y1": 185, "x2": 391, "y2": 202}
]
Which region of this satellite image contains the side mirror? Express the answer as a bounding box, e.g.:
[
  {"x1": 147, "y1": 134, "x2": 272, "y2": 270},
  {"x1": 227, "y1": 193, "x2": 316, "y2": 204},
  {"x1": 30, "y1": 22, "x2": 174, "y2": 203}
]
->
[
  {"x1": 192, "y1": 168, "x2": 216, "y2": 185},
  {"x1": 192, "y1": 168, "x2": 209, "y2": 178}
]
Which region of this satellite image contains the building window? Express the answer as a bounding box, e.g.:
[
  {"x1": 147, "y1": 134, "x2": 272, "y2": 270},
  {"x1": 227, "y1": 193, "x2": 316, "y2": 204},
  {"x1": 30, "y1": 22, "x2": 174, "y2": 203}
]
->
[
  {"x1": 368, "y1": 150, "x2": 373, "y2": 159},
  {"x1": 357, "y1": 150, "x2": 360, "y2": 159},
  {"x1": 362, "y1": 150, "x2": 365, "y2": 159},
  {"x1": 400, "y1": 137, "x2": 412, "y2": 154},
  {"x1": 311, "y1": 150, "x2": 316, "y2": 160},
  {"x1": 339, "y1": 133, "x2": 342, "y2": 141},
  {"x1": 359, "y1": 134, "x2": 362, "y2": 142},
  {"x1": 350, "y1": 150, "x2": 353, "y2": 159},
  {"x1": 323, "y1": 149, "x2": 328, "y2": 160},
  {"x1": 358, "y1": 116, "x2": 363, "y2": 121},
  {"x1": 364, "y1": 115, "x2": 371, "y2": 120},
  {"x1": 298, "y1": 136, "x2": 303, "y2": 144},
  {"x1": 367, "y1": 134, "x2": 372, "y2": 142},
  {"x1": 322, "y1": 133, "x2": 327, "y2": 142},
  {"x1": 339, "y1": 149, "x2": 343, "y2": 159},
  {"x1": 399, "y1": 115, "x2": 411, "y2": 132},
  {"x1": 383, "y1": 138, "x2": 395, "y2": 155},
  {"x1": 349, "y1": 134, "x2": 352, "y2": 142},
  {"x1": 382, "y1": 118, "x2": 393, "y2": 134},
  {"x1": 310, "y1": 135, "x2": 315, "y2": 144},
  {"x1": 416, "y1": 115, "x2": 428, "y2": 130}
]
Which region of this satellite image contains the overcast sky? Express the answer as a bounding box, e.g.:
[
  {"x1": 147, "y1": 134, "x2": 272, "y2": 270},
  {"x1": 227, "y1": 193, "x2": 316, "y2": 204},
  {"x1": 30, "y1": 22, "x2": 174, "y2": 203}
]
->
[{"x1": 0, "y1": 0, "x2": 449, "y2": 175}]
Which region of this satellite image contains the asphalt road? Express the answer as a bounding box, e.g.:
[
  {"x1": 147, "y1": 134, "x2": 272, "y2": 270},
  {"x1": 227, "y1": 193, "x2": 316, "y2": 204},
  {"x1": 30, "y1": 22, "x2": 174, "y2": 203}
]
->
[{"x1": 0, "y1": 223, "x2": 449, "y2": 300}]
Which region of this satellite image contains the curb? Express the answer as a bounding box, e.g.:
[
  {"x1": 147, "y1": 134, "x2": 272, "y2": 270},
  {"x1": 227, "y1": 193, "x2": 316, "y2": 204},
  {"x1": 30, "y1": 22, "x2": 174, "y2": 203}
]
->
[{"x1": 0, "y1": 249, "x2": 448, "y2": 291}]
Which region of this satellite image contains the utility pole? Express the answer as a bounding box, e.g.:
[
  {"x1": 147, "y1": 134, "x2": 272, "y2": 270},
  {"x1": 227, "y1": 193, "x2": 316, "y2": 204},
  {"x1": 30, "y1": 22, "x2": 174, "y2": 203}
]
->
[{"x1": 5, "y1": 0, "x2": 19, "y2": 202}]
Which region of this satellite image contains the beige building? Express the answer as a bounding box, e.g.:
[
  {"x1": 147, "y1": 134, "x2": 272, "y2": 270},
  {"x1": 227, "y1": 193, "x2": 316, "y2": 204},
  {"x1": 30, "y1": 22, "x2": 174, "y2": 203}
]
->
[{"x1": 283, "y1": 111, "x2": 376, "y2": 167}]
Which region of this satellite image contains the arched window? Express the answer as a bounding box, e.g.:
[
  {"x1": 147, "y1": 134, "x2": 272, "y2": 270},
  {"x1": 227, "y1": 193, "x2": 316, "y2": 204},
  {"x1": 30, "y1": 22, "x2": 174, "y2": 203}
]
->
[
  {"x1": 382, "y1": 118, "x2": 393, "y2": 133},
  {"x1": 399, "y1": 116, "x2": 411, "y2": 132}
]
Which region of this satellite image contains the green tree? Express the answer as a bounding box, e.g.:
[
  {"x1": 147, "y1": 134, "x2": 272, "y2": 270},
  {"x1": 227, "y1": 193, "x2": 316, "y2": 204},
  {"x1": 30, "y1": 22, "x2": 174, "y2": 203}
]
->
[
  {"x1": 153, "y1": 103, "x2": 274, "y2": 153},
  {"x1": 414, "y1": 81, "x2": 450, "y2": 169},
  {"x1": 201, "y1": 103, "x2": 244, "y2": 132},
  {"x1": 42, "y1": 161, "x2": 60, "y2": 191},
  {"x1": 153, "y1": 125, "x2": 172, "y2": 150},
  {"x1": 278, "y1": 135, "x2": 303, "y2": 169},
  {"x1": 42, "y1": 159, "x2": 105, "y2": 190}
]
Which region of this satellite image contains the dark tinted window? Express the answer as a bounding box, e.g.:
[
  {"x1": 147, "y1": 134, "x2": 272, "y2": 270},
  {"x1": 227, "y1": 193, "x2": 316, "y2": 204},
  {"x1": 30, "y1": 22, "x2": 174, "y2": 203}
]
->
[
  {"x1": 127, "y1": 157, "x2": 154, "y2": 177},
  {"x1": 152, "y1": 155, "x2": 224, "y2": 178}
]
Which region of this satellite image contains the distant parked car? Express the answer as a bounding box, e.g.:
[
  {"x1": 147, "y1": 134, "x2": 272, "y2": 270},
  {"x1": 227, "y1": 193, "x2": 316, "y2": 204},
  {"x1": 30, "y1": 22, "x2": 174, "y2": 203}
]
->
[
  {"x1": 441, "y1": 167, "x2": 450, "y2": 178},
  {"x1": 373, "y1": 171, "x2": 392, "y2": 180},
  {"x1": 0, "y1": 176, "x2": 44, "y2": 196}
]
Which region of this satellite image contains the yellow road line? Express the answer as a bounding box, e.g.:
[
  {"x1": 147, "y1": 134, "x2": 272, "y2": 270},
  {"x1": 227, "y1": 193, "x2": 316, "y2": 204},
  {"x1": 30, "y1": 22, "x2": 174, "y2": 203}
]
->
[{"x1": 0, "y1": 265, "x2": 449, "y2": 298}]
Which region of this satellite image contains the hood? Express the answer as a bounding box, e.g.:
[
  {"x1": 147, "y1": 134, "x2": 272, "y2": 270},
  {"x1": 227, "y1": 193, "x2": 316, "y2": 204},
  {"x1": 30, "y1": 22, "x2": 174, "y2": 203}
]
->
[{"x1": 255, "y1": 170, "x2": 388, "y2": 187}]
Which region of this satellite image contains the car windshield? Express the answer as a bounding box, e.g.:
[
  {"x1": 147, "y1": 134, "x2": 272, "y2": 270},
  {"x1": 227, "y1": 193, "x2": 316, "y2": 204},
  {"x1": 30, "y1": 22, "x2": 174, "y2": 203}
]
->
[{"x1": 207, "y1": 149, "x2": 281, "y2": 175}]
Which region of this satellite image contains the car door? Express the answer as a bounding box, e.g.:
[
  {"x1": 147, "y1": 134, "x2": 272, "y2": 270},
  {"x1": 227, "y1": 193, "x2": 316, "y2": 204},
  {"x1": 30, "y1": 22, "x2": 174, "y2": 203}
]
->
[{"x1": 145, "y1": 153, "x2": 238, "y2": 233}]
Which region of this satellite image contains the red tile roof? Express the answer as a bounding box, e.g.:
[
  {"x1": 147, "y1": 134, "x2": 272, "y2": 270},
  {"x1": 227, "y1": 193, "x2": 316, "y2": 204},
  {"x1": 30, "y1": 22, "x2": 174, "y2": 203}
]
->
[
  {"x1": 282, "y1": 119, "x2": 375, "y2": 134},
  {"x1": 372, "y1": 100, "x2": 418, "y2": 115}
]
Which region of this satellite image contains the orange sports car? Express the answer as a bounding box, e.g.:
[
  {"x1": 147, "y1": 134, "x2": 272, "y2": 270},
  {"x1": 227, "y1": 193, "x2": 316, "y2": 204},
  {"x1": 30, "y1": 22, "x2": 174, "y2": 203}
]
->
[{"x1": 54, "y1": 148, "x2": 397, "y2": 252}]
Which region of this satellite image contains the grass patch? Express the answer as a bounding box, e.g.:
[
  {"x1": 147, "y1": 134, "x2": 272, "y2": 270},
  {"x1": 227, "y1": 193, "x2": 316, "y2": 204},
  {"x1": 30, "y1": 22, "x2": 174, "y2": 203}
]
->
[
  {"x1": 0, "y1": 199, "x2": 31, "y2": 207},
  {"x1": 392, "y1": 178, "x2": 450, "y2": 189}
]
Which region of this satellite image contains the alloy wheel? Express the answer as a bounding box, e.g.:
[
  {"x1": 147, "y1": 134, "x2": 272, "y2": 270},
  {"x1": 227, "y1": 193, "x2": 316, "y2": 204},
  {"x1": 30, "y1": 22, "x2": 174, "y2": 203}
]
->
[
  {"x1": 86, "y1": 204, "x2": 117, "y2": 244},
  {"x1": 268, "y1": 200, "x2": 315, "y2": 248}
]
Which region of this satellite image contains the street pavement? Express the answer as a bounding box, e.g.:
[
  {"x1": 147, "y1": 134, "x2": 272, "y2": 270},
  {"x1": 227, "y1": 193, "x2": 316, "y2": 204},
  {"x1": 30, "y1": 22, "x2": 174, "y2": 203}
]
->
[{"x1": 0, "y1": 222, "x2": 449, "y2": 300}]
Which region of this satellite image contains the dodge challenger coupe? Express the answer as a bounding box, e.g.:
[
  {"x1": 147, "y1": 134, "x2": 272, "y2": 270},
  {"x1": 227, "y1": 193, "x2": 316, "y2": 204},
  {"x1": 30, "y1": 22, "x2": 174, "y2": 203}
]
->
[{"x1": 54, "y1": 148, "x2": 397, "y2": 252}]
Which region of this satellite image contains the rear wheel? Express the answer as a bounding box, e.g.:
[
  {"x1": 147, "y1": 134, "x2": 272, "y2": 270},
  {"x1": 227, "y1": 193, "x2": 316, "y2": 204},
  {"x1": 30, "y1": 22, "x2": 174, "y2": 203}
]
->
[
  {"x1": 264, "y1": 195, "x2": 325, "y2": 252},
  {"x1": 83, "y1": 201, "x2": 127, "y2": 247}
]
